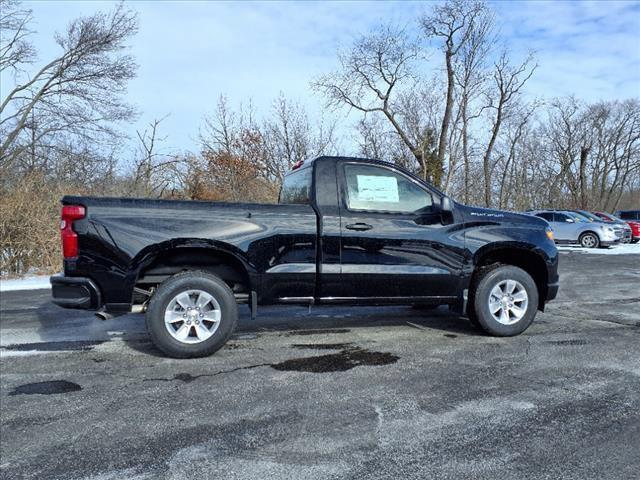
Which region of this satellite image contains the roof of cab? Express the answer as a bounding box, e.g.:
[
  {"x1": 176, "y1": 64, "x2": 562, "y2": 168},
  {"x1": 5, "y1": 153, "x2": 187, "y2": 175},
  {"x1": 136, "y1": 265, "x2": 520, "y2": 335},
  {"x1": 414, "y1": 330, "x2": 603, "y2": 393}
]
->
[{"x1": 284, "y1": 156, "x2": 401, "y2": 176}]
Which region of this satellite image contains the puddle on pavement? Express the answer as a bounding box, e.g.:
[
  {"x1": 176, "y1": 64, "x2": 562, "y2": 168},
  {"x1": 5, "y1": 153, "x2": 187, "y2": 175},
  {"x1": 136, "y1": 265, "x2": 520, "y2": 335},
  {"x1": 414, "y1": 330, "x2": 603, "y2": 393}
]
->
[
  {"x1": 2, "y1": 340, "x2": 104, "y2": 352},
  {"x1": 9, "y1": 380, "x2": 82, "y2": 396},
  {"x1": 173, "y1": 373, "x2": 199, "y2": 383},
  {"x1": 272, "y1": 347, "x2": 398, "y2": 373},
  {"x1": 546, "y1": 339, "x2": 588, "y2": 346},
  {"x1": 285, "y1": 328, "x2": 350, "y2": 336},
  {"x1": 292, "y1": 343, "x2": 353, "y2": 350}
]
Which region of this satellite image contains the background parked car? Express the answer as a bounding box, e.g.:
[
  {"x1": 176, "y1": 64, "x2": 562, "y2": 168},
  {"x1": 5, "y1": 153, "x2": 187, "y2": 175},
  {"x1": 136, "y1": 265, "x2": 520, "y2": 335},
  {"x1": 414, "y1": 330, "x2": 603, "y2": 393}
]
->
[
  {"x1": 570, "y1": 209, "x2": 630, "y2": 243},
  {"x1": 528, "y1": 210, "x2": 620, "y2": 248},
  {"x1": 614, "y1": 210, "x2": 640, "y2": 243},
  {"x1": 591, "y1": 211, "x2": 633, "y2": 243}
]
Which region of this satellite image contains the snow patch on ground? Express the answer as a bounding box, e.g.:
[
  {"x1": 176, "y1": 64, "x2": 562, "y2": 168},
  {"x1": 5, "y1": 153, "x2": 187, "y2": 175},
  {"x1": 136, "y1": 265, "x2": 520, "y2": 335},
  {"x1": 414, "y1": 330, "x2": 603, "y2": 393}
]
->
[
  {"x1": 0, "y1": 275, "x2": 52, "y2": 292},
  {"x1": 0, "y1": 349, "x2": 51, "y2": 358},
  {"x1": 557, "y1": 243, "x2": 640, "y2": 255}
]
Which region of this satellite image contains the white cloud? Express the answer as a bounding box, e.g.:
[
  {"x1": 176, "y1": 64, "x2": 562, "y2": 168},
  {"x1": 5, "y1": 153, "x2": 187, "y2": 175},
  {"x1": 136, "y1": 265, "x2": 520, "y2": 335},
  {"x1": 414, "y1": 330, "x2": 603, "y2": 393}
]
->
[{"x1": 493, "y1": 0, "x2": 640, "y2": 101}]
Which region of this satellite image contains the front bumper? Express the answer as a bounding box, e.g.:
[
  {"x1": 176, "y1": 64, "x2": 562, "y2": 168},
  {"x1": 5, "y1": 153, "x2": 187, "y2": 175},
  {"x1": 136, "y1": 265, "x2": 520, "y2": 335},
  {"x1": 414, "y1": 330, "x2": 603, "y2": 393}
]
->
[
  {"x1": 51, "y1": 276, "x2": 102, "y2": 310},
  {"x1": 615, "y1": 229, "x2": 632, "y2": 243},
  {"x1": 600, "y1": 240, "x2": 620, "y2": 247}
]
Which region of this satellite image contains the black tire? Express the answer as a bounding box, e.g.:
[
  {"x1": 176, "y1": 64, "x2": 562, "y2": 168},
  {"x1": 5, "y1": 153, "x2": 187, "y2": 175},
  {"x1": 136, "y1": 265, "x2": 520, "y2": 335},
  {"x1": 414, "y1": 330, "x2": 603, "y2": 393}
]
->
[
  {"x1": 470, "y1": 265, "x2": 539, "y2": 337},
  {"x1": 145, "y1": 271, "x2": 238, "y2": 358},
  {"x1": 466, "y1": 263, "x2": 502, "y2": 331},
  {"x1": 579, "y1": 231, "x2": 600, "y2": 249}
]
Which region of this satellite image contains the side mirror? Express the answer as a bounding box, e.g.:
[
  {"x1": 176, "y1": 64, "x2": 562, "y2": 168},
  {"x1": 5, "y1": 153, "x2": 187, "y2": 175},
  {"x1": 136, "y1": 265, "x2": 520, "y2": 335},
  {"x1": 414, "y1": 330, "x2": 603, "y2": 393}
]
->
[
  {"x1": 565, "y1": 218, "x2": 574, "y2": 223},
  {"x1": 441, "y1": 196, "x2": 453, "y2": 213}
]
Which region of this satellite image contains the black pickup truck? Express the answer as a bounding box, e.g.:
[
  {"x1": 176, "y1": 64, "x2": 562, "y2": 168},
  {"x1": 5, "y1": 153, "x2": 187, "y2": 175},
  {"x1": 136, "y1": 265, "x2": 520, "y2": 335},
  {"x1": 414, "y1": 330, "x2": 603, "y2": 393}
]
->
[{"x1": 52, "y1": 156, "x2": 559, "y2": 357}]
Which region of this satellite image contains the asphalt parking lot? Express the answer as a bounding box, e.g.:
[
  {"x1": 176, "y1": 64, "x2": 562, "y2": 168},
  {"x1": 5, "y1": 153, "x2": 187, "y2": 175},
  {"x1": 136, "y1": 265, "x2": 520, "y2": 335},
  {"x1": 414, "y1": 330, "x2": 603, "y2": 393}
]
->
[{"x1": 1, "y1": 251, "x2": 639, "y2": 480}]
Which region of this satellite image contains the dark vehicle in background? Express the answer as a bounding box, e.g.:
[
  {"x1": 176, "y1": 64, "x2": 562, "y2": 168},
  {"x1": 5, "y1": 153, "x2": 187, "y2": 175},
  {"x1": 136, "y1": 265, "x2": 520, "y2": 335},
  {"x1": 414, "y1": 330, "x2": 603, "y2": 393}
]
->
[
  {"x1": 51, "y1": 156, "x2": 559, "y2": 358},
  {"x1": 590, "y1": 211, "x2": 633, "y2": 243},
  {"x1": 614, "y1": 210, "x2": 640, "y2": 243},
  {"x1": 528, "y1": 210, "x2": 619, "y2": 248},
  {"x1": 570, "y1": 209, "x2": 630, "y2": 243}
]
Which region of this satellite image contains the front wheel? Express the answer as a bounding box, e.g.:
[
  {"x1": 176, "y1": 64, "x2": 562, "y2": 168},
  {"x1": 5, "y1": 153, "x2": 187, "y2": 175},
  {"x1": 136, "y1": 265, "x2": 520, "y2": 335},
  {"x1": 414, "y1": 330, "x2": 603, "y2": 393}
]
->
[
  {"x1": 579, "y1": 232, "x2": 600, "y2": 248},
  {"x1": 145, "y1": 271, "x2": 238, "y2": 358},
  {"x1": 470, "y1": 265, "x2": 539, "y2": 336}
]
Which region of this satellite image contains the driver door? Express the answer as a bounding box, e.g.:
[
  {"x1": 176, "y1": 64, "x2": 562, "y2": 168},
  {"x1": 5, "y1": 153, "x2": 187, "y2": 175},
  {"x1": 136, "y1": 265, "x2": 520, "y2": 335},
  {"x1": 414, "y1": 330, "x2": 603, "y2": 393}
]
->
[
  {"x1": 551, "y1": 212, "x2": 575, "y2": 241},
  {"x1": 336, "y1": 162, "x2": 464, "y2": 300}
]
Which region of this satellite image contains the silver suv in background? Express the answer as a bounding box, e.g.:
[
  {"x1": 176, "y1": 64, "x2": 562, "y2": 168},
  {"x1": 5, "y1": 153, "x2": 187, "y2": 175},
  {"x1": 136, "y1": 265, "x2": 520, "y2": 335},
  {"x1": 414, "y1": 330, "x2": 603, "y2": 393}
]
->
[
  {"x1": 528, "y1": 210, "x2": 620, "y2": 248},
  {"x1": 571, "y1": 209, "x2": 631, "y2": 243}
]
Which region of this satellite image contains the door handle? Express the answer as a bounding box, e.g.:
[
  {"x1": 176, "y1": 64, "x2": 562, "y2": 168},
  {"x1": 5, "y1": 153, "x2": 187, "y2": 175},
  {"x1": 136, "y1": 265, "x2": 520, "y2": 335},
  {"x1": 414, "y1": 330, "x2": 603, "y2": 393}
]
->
[{"x1": 345, "y1": 223, "x2": 373, "y2": 231}]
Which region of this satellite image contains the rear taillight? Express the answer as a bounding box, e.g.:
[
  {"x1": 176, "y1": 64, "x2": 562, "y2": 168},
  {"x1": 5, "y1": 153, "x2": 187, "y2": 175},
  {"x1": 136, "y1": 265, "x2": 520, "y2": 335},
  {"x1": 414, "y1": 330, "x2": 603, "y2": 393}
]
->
[{"x1": 60, "y1": 205, "x2": 85, "y2": 259}]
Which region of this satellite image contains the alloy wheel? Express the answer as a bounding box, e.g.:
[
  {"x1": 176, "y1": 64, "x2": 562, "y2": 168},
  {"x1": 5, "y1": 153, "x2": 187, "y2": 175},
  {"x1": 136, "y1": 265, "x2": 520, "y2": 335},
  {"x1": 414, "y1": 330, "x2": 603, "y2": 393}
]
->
[
  {"x1": 164, "y1": 289, "x2": 221, "y2": 344},
  {"x1": 488, "y1": 280, "x2": 529, "y2": 325}
]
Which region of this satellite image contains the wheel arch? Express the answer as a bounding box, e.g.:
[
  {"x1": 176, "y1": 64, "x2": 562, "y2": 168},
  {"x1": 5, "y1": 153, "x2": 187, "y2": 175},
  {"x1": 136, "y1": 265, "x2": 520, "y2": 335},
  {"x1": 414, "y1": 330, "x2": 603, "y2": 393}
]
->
[
  {"x1": 471, "y1": 243, "x2": 550, "y2": 311},
  {"x1": 578, "y1": 230, "x2": 600, "y2": 240},
  {"x1": 129, "y1": 239, "x2": 256, "y2": 301}
]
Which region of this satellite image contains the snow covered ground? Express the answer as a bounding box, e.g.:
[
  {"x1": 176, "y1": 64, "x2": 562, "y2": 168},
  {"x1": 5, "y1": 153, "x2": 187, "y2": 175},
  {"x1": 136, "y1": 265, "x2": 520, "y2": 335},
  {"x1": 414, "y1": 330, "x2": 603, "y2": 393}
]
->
[
  {"x1": 0, "y1": 275, "x2": 52, "y2": 292},
  {"x1": 557, "y1": 242, "x2": 640, "y2": 255}
]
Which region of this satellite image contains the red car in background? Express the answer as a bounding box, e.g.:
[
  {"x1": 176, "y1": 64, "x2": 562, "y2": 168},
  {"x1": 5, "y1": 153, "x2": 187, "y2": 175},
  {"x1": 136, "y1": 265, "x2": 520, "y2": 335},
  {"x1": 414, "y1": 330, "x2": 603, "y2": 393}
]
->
[{"x1": 596, "y1": 210, "x2": 640, "y2": 243}]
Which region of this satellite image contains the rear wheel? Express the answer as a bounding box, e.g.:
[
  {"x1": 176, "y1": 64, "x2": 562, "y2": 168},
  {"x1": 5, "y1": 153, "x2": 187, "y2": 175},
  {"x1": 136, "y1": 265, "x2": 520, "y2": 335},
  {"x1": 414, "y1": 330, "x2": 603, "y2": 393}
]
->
[
  {"x1": 579, "y1": 232, "x2": 599, "y2": 248},
  {"x1": 470, "y1": 265, "x2": 538, "y2": 336},
  {"x1": 145, "y1": 271, "x2": 238, "y2": 358}
]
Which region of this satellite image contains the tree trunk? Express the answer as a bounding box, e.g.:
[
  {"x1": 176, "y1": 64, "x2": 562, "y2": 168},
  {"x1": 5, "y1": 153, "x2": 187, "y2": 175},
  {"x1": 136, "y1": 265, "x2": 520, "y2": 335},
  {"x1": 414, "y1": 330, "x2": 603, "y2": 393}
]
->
[
  {"x1": 483, "y1": 104, "x2": 503, "y2": 208},
  {"x1": 579, "y1": 145, "x2": 590, "y2": 208},
  {"x1": 437, "y1": 48, "x2": 455, "y2": 187},
  {"x1": 461, "y1": 94, "x2": 470, "y2": 204}
]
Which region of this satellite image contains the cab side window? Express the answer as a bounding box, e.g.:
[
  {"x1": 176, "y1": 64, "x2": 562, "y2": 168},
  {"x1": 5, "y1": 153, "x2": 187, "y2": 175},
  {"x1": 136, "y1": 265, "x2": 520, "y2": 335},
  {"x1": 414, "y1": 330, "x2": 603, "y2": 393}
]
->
[
  {"x1": 279, "y1": 167, "x2": 312, "y2": 204},
  {"x1": 535, "y1": 212, "x2": 554, "y2": 221},
  {"x1": 343, "y1": 164, "x2": 432, "y2": 213}
]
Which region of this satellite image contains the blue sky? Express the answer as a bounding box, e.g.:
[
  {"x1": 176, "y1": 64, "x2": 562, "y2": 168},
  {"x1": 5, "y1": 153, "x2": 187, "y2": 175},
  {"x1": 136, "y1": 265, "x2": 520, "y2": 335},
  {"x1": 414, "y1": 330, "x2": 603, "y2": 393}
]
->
[{"x1": 14, "y1": 0, "x2": 640, "y2": 155}]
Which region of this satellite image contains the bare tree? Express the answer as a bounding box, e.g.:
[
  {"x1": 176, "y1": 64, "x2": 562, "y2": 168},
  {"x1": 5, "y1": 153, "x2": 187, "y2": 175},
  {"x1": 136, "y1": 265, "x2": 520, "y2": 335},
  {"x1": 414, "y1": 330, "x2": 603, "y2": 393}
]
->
[
  {"x1": 199, "y1": 96, "x2": 278, "y2": 202},
  {"x1": 494, "y1": 102, "x2": 538, "y2": 208},
  {"x1": 481, "y1": 52, "x2": 536, "y2": 207},
  {"x1": 0, "y1": 0, "x2": 35, "y2": 74},
  {"x1": 584, "y1": 100, "x2": 640, "y2": 210},
  {"x1": 261, "y1": 93, "x2": 338, "y2": 181},
  {"x1": 422, "y1": 0, "x2": 487, "y2": 183},
  {"x1": 0, "y1": 1, "x2": 138, "y2": 168},
  {"x1": 544, "y1": 97, "x2": 590, "y2": 208},
  {"x1": 129, "y1": 116, "x2": 182, "y2": 197},
  {"x1": 451, "y1": 4, "x2": 494, "y2": 202},
  {"x1": 312, "y1": 25, "x2": 441, "y2": 183}
]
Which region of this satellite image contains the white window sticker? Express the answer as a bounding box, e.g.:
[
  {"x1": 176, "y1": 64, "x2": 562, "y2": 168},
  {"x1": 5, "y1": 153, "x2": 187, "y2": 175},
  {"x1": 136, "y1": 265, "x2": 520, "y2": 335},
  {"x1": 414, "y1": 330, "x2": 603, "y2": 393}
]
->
[{"x1": 356, "y1": 175, "x2": 399, "y2": 202}]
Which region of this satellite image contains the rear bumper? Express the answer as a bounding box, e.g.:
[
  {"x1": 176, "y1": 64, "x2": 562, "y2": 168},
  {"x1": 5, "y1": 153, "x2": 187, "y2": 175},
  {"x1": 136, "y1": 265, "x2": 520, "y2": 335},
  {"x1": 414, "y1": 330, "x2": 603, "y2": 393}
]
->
[{"x1": 50, "y1": 276, "x2": 102, "y2": 310}]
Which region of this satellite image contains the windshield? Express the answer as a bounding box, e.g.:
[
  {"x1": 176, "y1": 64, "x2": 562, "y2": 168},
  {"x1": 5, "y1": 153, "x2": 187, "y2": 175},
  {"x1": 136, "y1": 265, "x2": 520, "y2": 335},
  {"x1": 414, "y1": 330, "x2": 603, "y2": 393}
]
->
[
  {"x1": 566, "y1": 212, "x2": 588, "y2": 222},
  {"x1": 597, "y1": 212, "x2": 620, "y2": 222},
  {"x1": 576, "y1": 211, "x2": 600, "y2": 222}
]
